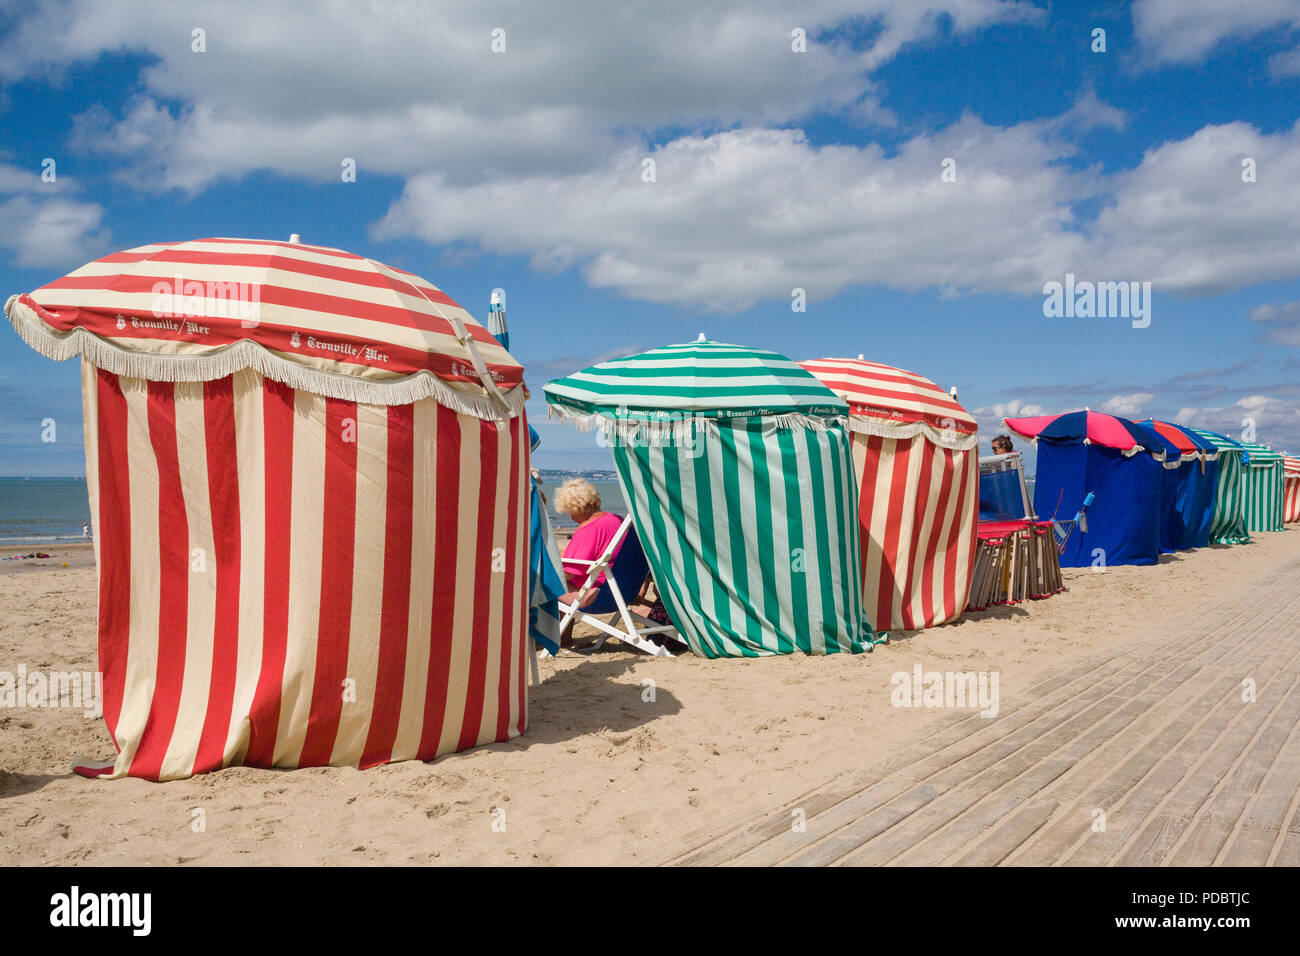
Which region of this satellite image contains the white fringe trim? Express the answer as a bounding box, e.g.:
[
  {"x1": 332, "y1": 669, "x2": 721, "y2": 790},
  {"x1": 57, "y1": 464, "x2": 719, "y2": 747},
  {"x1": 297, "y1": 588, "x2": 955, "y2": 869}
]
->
[
  {"x1": 6, "y1": 295, "x2": 526, "y2": 420},
  {"x1": 845, "y1": 414, "x2": 979, "y2": 451},
  {"x1": 546, "y1": 402, "x2": 845, "y2": 440}
]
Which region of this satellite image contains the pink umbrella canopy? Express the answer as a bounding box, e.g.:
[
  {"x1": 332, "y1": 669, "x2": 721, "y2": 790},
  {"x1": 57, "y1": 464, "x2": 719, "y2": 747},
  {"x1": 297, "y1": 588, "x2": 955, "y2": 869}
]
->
[
  {"x1": 1003, "y1": 410, "x2": 1170, "y2": 458},
  {"x1": 5, "y1": 236, "x2": 526, "y2": 416}
]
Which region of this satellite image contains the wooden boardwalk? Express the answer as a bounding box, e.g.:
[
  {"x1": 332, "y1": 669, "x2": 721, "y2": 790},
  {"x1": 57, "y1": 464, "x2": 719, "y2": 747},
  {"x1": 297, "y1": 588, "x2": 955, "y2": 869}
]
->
[{"x1": 669, "y1": 549, "x2": 1300, "y2": 866}]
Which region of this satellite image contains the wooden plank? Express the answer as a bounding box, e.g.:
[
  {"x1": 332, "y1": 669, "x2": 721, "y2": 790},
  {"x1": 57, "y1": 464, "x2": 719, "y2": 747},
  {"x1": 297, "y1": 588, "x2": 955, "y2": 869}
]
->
[
  {"x1": 1082, "y1": 629, "x2": 1300, "y2": 865},
  {"x1": 869, "y1": 590, "x2": 1296, "y2": 866},
  {"x1": 662, "y1": 549, "x2": 1300, "y2": 867}
]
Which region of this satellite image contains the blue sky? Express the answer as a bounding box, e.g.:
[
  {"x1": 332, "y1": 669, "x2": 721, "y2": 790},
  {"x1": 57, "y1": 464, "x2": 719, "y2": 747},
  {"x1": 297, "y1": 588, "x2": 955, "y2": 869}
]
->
[{"x1": 3, "y1": 0, "x2": 1300, "y2": 476}]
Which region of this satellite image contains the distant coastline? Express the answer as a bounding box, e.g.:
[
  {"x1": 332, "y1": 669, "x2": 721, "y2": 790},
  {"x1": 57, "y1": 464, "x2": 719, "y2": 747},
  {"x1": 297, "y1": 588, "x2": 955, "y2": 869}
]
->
[
  {"x1": 535, "y1": 471, "x2": 626, "y2": 527},
  {"x1": 0, "y1": 476, "x2": 93, "y2": 546},
  {"x1": 536, "y1": 468, "x2": 618, "y2": 481}
]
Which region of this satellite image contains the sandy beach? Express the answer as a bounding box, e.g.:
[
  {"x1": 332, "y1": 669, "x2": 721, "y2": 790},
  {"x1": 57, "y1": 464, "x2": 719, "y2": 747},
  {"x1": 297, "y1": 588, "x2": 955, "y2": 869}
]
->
[{"x1": 1, "y1": 530, "x2": 1295, "y2": 866}]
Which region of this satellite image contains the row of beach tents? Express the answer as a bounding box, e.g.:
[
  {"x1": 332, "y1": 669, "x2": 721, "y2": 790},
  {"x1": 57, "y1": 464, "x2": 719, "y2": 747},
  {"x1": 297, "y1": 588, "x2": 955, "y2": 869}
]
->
[
  {"x1": 1000, "y1": 411, "x2": 1295, "y2": 567},
  {"x1": 4, "y1": 237, "x2": 1295, "y2": 781}
]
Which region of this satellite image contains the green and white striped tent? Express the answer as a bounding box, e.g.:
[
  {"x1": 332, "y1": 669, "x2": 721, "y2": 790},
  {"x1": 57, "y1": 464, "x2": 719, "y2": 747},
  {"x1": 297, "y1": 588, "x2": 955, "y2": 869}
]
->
[
  {"x1": 1191, "y1": 429, "x2": 1250, "y2": 545},
  {"x1": 544, "y1": 339, "x2": 875, "y2": 658},
  {"x1": 1239, "y1": 441, "x2": 1285, "y2": 532}
]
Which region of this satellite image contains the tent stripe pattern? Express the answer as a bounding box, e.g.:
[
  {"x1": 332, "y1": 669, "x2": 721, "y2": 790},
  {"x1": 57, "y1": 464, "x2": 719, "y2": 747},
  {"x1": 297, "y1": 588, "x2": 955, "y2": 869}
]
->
[
  {"x1": 545, "y1": 339, "x2": 871, "y2": 658},
  {"x1": 75, "y1": 364, "x2": 529, "y2": 781},
  {"x1": 801, "y1": 358, "x2": 978, "y2": 630},
  {"x1": 849, "y1": 431, "x2": 979, "y2": 630},
  {"x1": 1284, "y1": 456, "x2": 1300, "y2": 524},
  {"x1": 610, "y1": 419, "x2": 869, "y2": 657},
  {"x1": 1191, "y1": 428, "x2": 1251, "y2": 545},
  {"x1": 1239, "y1": 442, "x2": 1285, "y2": 533},
  {"x1": 6, "y1": 238, "x2": 525, "y2": 415},
  {"x1": 799, "y1": 357, "x2": 978, "y2": 447},
  {"x1": 544, "y1": 341, "x2": 847, "y2": 423}
]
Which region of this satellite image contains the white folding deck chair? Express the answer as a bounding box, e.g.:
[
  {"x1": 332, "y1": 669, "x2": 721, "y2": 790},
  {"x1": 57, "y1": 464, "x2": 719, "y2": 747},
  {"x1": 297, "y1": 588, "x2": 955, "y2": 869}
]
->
[{"x1": 554, "y1": 514, "x2": 682, "y2": 658}]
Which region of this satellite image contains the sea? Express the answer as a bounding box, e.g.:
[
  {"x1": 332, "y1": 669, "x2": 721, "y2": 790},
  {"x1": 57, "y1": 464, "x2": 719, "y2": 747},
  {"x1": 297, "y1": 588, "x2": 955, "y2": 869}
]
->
[
  {"x1": 537, "y1": 473, "x2": 627, "y2": 530},
  {"x1": 2, "y1": 473, "x2": 1033, "y2": 543},
  {"x1": 0, "y1": 473, "x2": 626, "y2": 544},
  {"x1": 0, "y1": 477, "x2": 93, "y2": 546}
]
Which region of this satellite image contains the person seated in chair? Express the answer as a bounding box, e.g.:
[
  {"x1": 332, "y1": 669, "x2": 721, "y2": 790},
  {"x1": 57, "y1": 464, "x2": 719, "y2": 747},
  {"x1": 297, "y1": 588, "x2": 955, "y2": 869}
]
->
[
  {"x1": 554, "y1": 478, "x2": 626, "y2": 609},
  {"x1": 991, "y1": 434, "x2": 1014, "y2": 456},
  {"x1": 553, "y1": 478, "x2": 671, "y2": 639}
]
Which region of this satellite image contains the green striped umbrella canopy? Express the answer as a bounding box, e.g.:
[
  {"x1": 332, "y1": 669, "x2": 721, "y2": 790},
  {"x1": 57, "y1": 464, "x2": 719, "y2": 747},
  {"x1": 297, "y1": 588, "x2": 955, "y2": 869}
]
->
[
  {"x1": 544, "y1": 339, "x2": 873, "y2": 658},
  {"x1": 1238, "y1": 441, "x2": 1285, "y2": 532},
  {"x1": 1191, "y1": 429, "x2": 1250, "y2": 544},
  {"x1": 544, "y1": 338, "x2": 849, "y2": 429}
]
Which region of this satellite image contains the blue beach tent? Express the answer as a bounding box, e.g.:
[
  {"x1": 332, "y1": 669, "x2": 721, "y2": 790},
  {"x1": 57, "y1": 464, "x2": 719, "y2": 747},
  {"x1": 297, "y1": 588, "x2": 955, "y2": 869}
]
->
[
  {"x1": 1004, "y1": 410, "x2": 1174, "y2": 568},
  {"x1": 1139, "y1": 420, "x2": 1220, "y2": 551}
]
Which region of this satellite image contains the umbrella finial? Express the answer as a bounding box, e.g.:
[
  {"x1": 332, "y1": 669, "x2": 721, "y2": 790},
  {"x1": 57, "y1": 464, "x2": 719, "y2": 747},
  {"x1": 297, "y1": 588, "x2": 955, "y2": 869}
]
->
[
  {"x1": 488, "y1": 288, "x2": 508, "y2": 350},
  {"x1": 857, "y1": 353, "x2": 865, "y2": 361},
  {"x1": 288, "y1": 233, "x2": 301, "y2": 244},
  {"x1": 949, "y1": 386, "x2": 958, "y2": 400},
  {"x1": 697, "y1": 332, "x2": 706, "y2": 342}
]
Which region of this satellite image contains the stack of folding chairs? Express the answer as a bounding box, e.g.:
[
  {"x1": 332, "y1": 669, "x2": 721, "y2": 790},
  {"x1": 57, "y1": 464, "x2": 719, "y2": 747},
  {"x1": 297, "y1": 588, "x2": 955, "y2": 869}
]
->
[{"x1": 967, "y1": 521, "x2": 1065, "y2": 611}]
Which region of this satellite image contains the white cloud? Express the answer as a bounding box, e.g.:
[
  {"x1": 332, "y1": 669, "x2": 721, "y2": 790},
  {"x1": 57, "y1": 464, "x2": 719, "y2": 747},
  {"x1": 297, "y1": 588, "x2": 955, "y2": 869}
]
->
[
  {"x1": 1249, "y1": 300, "x2": 1300, "y2": 347},
  {"x1": 971, "y1": 399, "x2": 1045, "y2": 444},
  {"x1": 375, "y1": 119, "x2": 1093, "y2": 311},
  {"x1": 0, "y1": 163, "x2": 109, "y2": 267},
  {"x1": 5, "y1": 0, "x2": 1037, "y2": 191},
  {"x1": 1271, "y1": 44, "x2": 1300, "y2": 77},
  {"x1": 1101, "y1": 393, "x2": 1155, "y2": 418},
  {"x1": 375, "y1": 117, "x2": 1300, "y2": 311},
  {"x1": 1132, "y1": 0, "x2": 1300, "y2": 66},
  {"x1": 1050, "y1": 88, "x2": 1128, "y2": 134},
  {"x1": 7, "y1": 1, "x2": 1300, "y2": 314},
  {"x1": 979, "y1": 399, "x2": 1046, "y2": 419},
  {"x1": 1073, "y1": 122, "x2": 1300, "y2": 295},
  {"x1": 1176, "y1": 394, "x2": 1300, "y2": 452}
]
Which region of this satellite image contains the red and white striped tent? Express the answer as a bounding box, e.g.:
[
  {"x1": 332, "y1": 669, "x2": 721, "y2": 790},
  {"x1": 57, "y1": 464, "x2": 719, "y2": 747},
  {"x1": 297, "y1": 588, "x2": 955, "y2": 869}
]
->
[
  {"x1": 1285, "y1": 456, "x2": 1300, "y2": 524},
  {"x1": 800, "y1": 357, "x2": 979, "y2": 632},
  {"x1": 6, "y1": 237, "x2": 532, "y2": 781}
]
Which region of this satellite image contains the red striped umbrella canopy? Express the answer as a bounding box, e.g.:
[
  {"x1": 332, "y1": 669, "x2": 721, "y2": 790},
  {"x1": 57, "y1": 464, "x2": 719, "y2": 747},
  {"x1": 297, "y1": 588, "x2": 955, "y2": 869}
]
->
[
  {"x1": 1138, "y1": 418, "x2": 1218, "y2": 462},
  {"x1": 4, "y1": 237, "x2": 525, "y2": 416},
  {"x1": 1143, "y1": 420, "x2": 1198, "y2": 453},
  {"x1": 799, "y1": 356, "x2": 977, "y2": 447}
]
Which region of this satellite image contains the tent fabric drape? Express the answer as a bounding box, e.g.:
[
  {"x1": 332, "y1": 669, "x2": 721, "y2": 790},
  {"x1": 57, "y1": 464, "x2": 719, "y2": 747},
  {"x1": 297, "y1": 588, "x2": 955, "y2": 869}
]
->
[
  {"x1": 1033, "y1": 442, "x2": 1165, "y2": 568},
  {"x1": 801, "y1": 358, "x2": 978, "y2": 630},
  {"x1": 1191, "y1": 429, "x2": 1251, "y2": 545},
  {"x1": 608, "y1": 416, "x2": 872, "y2": 658},
  {"x1": 77, "y1": 362, "x2": 530, "y2": 781},
  {"x1": 1284, "y1": 456, "x2": 1300, "y2": 524},
  {"x1": 1239, "y1": 442, "x2": 1285, "y2": 533},
  {"x1": 1138, "y1": 420, "x2": 1219, "y2": 552},
  {"x1": 850, "y1": 430, "x2": 979, "y2": 630},
  {"x1": 528, "y1": 477, "x2": 566, "y2": 654}
]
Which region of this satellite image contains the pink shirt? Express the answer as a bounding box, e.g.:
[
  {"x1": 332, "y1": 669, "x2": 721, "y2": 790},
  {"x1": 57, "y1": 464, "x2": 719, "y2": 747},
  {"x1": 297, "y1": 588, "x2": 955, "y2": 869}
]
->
[{"x1": 562, "y1": 512, "x2": 625, "y2": 590}]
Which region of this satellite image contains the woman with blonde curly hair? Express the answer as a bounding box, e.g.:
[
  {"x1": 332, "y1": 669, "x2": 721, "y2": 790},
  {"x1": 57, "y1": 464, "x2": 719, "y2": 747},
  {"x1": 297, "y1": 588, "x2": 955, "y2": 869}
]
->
[{"x1": 553, "y1": 478, "x2": 625, "y2": 607}]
